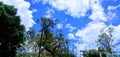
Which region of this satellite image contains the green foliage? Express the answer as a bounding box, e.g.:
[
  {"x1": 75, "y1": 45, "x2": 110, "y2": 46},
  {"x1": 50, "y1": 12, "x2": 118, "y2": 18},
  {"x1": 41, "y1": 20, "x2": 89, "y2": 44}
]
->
[
  {"x1": 20, "y1": 17, "x2": 75, "y2": 57},
  {"x1": 37, "y1": 17, "x2": 75, "y2": 57},
  {"x1": 84, "y1": 49, "x2": 107, "y2": 57},
  {"x1": 84, "y1": 49, "x2": 100, "y2": 57},
  {"x1": 0, "y1": 2, "x2": 25, "y2": 57}
]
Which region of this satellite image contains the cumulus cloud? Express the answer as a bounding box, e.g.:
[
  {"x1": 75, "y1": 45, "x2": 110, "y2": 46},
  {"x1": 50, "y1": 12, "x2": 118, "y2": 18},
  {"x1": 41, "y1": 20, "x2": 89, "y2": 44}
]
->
[
  {"x1": 0, "y1": 0, "x2": 35, "y2": 31},
  {"x1": 41, "y1": 0, "x2": 120, "y2": 23},
  {"x1": 74, "y1": 22, "x2": 120, "y2": 52},
  {"x1": 57, "y1": 23, "x2": 63, "y2": 29},
  {"x1": 42, "y1": 0, "x2": 90, "y2": 18},
  {"x1": 107, "y1": 11, "x2": 116, "y2": 22},
  {"x1": 42, "y1": 0, "x2": 110, "y2": 22},
  {"x1": 89, "y1": 0, "x2": 107, "y2": 21},
  {"x1": 75, "y1": 22, "x2": 106, "y2": 50},
  {"x1": 65, "y1": 24, "x2": 76, "y2": 32},
  {"x1": 68, "y1": 33, "x2": 76, "y2": 40}
]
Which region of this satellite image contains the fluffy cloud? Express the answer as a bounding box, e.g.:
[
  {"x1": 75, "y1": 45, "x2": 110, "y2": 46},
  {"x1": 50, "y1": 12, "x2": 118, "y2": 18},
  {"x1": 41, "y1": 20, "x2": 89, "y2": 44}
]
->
[
  {"x1": 67, "y1": 33, "x2": 76, "y2": 40},
  {"x1": 41, "y1": 0, "x2": 111, "y2": 22},
  {"x1": 0, "y1": 0, "x2": 35, "y2": 31},
  {"x1": 42, "y1": 0, "x2": 90, "y2": 18},
  {"x1": 89, "y1": 0, "x2": 107, "y2": 21},
  {"x1": 74, "y1": 22, "x2": 120, "y2": 52},
  {"x1": 57, "y1": 23, "x2": 63, "y2": 29},
  {"x1": 106, "y1": 4, "x2": 120, "y2": 22},
  {"x1": 75, "y1": 22, "x2": 106, "y2": 50},
  {"x1": 65, "y1": 24, "x2": 76, "y2": 32},
  {"x1": 112, "y1": 25, "x2": 120, "y2": 48},
  {"x1": 42, "y1": 0, "x2": 120, "y2": 23}
]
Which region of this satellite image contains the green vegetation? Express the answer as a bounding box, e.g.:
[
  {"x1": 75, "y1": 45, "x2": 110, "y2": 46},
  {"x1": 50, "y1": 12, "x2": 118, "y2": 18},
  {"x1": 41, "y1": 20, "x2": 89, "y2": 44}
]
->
[
  {"x1": 0, "y1": 2, "x2": 75, "y2": 57},
  {"x1": 0, "y1": 2, "x2": 25, "y2": 57},
  {"x1": 84, "y1": 49, "x2": 99, "y2": 57},
  {"x1": 16, "y1": 17, "x2": 75, "y2": 57}
]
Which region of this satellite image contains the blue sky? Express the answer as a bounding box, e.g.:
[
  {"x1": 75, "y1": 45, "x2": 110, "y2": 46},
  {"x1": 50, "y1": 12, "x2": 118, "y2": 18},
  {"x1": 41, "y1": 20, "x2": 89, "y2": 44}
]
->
[{"x1": 1, "y1": 0, "x2": 120, "y2": 56}]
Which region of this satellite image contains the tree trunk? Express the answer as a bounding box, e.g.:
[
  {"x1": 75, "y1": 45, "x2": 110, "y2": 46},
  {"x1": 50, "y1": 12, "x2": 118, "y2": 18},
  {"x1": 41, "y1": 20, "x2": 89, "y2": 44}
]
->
[{"x1": 38, "y1": 46, "x2": 41, "y2": 57}]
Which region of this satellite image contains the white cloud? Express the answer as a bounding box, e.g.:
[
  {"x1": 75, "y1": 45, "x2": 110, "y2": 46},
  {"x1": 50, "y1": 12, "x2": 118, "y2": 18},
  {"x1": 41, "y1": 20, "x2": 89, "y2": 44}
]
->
[
  {"x1": 106, "y1": 4, "x2": 120, "y2": 22},
  {"x1": 41, "y1": 0, "x2": 120, "y2": 23},
  {"x1": 89, "y1": 0, "x2": 107, "y2": 21},
  {"x1": 42, "y1": 0, "x2": 110, "y2": 22},
  {"x1": 42, "y1": 0, "x2": 90, "y2": 18},
  {"x1": 112, "y1": 25, "x2": 120, "y2": 46},
  {"x1": 57, "y1": 23, "x2": 63, "y2": 29},
  {"x1": 107, "y1": 11, "x2": 116, "y2": 22},
  {"x1": 0, "y1": 0, "x2": 35, "y2": 31},
  {"x1": 45, "y1": 8, "x2": 55, "y2": 18},
  {"x1": 68, "y1": 33, "x2": 76, "y2": 40},
  {"x1": 65, "y1": 24, "x2": 76, "y2": 32},
  {"x1": 108, "y1": 5, "x2": 120, "y2": 11},
  {"x1": 32, "y1": 9, "x2": 38, "y2": 13},
  {"x1": 42, "y1": 0, "x2": 120, "y2": 23},
  {"x1": 75, "y1": 22, "x2": 106, "y2": 50},
  {"x1": 74, "y1": 21, "x2": 120, "y2": 52}
]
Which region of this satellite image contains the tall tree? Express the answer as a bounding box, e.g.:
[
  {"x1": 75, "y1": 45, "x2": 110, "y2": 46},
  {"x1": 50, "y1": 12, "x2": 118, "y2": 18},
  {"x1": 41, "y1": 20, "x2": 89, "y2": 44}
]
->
[
  {"x1": 18, "y1": 17, "x2": 75, "y2": 57},
  {"x1": 37, "y1": 17, "x2": 56, "y2": 57},
  {"x1": 0, "y1": 2, "x2": 25, "y2": 57},
  {"x1": 36, "y1": 17, "x2": 75, "y2": 57},
  {"x1": 97, "y1": 27, "x2": 114, "y2": 53}
]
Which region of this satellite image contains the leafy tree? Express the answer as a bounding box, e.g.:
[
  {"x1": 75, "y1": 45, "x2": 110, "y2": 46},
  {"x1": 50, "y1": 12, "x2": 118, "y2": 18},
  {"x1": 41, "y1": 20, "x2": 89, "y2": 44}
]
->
[
  {"x1": 37, "y1": 17, "x2": 75, "y2": 57},
  {"x1": 16, "y1": 17, "x2": 75, "y2": 57},
  {"x1": 36, "y1": 17, "x2": 56, "y2": 57},
  {"x1": 84, "y1": 49, "x2": 100, "y2": 57},
  {"x1": 97, "y1": 27, "x2": 114, "y2": 53},
  {"x1": 0, "y1": 2, "x2": 25, "y2": 57},
  {"x1": 16, "y1": 29, "x2": 39, "y2": 57},
  {"x1": 84, "y1": 49, "x2": 108, "y2": 57}
]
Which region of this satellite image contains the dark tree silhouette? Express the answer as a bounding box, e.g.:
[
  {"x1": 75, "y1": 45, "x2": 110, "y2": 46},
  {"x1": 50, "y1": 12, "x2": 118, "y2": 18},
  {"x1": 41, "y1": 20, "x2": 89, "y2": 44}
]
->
[{"x1": 0, "y1": 2, "x2": 25, "y2": 57}]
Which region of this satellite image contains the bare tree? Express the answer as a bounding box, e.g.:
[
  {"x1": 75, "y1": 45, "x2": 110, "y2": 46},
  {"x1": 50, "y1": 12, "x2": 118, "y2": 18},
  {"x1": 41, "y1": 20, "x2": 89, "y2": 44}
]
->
[{"x1": 97, "y1": 27, "x2": 114, "y2": 53}]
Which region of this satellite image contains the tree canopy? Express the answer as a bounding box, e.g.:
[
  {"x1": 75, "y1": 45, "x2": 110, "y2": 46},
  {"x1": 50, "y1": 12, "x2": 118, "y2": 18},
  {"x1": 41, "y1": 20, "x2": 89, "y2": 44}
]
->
[{"x1": 0, "y1": 2, "x2": 25, "y2": 57}]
